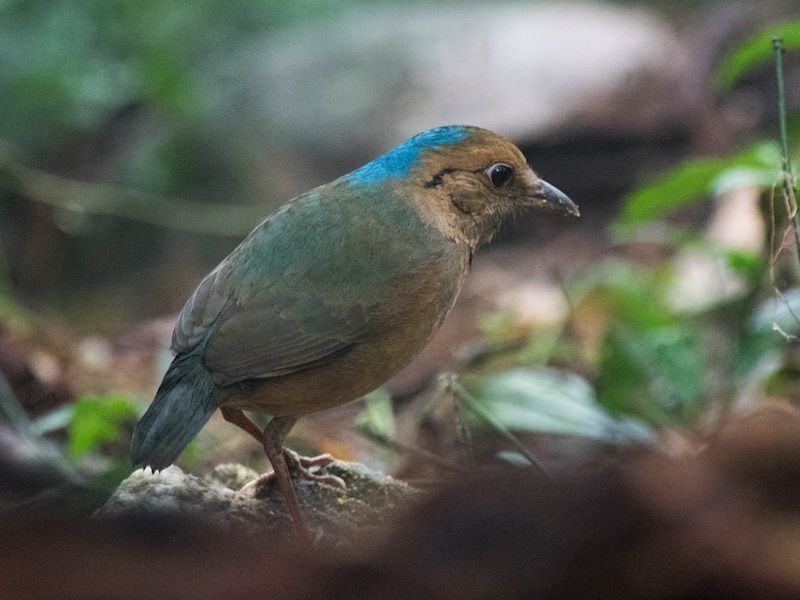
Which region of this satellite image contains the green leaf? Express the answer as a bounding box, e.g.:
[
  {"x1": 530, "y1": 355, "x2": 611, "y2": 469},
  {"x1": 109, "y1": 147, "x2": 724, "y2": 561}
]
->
[
  {"x1": 710, "y1": 141, "x2": 784, "y2": 195},
  {"x1": 597, "y1": 325, "x2": 705, "y2": 426},
  {"x1": 68, "y1": 394, "x2": 137, "y2": 459},
  {"x1": 723, "y1": 248, "x2": 764, "y2": 283},
  {"x1": 618, "y1": 157, "x2": 730, "y2": 226},
  {"x1": 569, "y1": 259, "x2": 677, "y2": 331},
  {"x1": 617, "y1": 143, "x2": 781, "y2": 227},
  {"x1": 716, "y1": 20, "x2": 800, "y2": 90},
  {"x1": 465, "y1": 368, "x2": 651, "y2": 443},
  {"x1": 356, "y1": 388, "x2": 395, "y2": 438}
]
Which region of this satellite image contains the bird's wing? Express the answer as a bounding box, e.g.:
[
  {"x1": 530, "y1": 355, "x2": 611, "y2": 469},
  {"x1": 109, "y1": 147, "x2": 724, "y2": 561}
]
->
[
  {"x1": 174, "y1": 263, "x2": 371, "y2": 385},
  {"x1": 170, "y1": 184, "x2": 432, "y2": 386}
]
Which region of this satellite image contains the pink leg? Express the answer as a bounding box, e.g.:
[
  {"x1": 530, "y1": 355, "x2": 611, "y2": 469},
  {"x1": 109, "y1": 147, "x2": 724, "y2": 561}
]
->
[
  {"x1": 262, "y1": 416, "x2": 312, "y2": 544},
  {"x1": 222, "y1": 407, "x2": 343, "y2": 485},
  {"x1": 223, "y1": 409, "x2": 345, "y2": 543},
  {"x1": 221, "y1": 407, "x2": 262, "y2": 442}
]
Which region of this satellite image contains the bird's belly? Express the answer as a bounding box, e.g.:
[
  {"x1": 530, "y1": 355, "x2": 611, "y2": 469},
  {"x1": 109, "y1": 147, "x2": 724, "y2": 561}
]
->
[
  {"x1": 221, "y1": 256, "x2": 468, "y2": 416},
  {"x1": 221, "y1": 336, "x2": 422, "y2": 415}
]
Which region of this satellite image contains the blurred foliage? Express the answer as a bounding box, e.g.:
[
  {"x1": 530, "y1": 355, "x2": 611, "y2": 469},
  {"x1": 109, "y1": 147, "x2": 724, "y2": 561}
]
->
[
  {"x1": 66, "y1": 394, "x2": 136, "y2": 460},
  {"x1": 617, "y1": 142, "x2": 784, "y2": 226},
  {"x1": 621, "y1": 18, "x2": 800, "y2": 228},
  {"x1": 0, "y1": 0, "x2": 399, "y2": 317},
  {"x1": 356, "y1": 388, "x2": 396, "y2": 440},
  {"x1": 573, "y1": 260, "x2": 708, "y2": 425},
  {"x1": 32, "y1": 392, "x2": 141, "y2": 495},
  {"x1": 459, "y1": 368, "x2": 651, "y2": 443},
  {"x1": 717, "y1": 18, "x2": 800, "y2": 90},
  {"x1": 364, "y1": 19, "x2": 800, "y2": 453},
  {"x1": 0, "y1": 0, "x2": 358, "y2": 155},
  {"x1": 0, "y1": 0, "x2": 330, "y2": 240}
]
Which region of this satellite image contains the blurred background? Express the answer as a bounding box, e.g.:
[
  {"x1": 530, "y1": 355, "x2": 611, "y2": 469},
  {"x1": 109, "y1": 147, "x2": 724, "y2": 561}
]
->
[{"x1": 0, "y1": 0, "x2": 799, "y2": 511}]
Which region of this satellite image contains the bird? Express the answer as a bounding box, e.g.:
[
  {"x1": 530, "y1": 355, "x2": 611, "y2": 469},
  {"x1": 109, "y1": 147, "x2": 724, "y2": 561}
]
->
[{"x1": 130, "y1": 125, "x2": 579, "y2": 542}]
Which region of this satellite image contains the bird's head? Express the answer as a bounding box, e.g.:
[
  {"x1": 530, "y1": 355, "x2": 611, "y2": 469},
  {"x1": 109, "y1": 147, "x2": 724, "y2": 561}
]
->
[{"x1": 347, "y1": 125, "x2": 579, "y2": 248}]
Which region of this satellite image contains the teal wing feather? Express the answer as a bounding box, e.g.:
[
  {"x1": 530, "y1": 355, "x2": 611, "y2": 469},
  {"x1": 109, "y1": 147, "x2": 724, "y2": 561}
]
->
[{"x1": 172, "y1": 181, "x2": 438, "y2": 387}]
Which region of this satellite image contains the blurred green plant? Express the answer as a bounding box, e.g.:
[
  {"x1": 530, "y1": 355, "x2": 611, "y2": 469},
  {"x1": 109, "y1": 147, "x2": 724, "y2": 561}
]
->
[
  {"x1": 0, "y1": 0, "x2": 353, "y2": 155},
  {"x1": 66, "y1": 394, "x2": 137, "y2": 460},
  {"x1": 571, "y1": 260, "x2": 710, "y2": 425},
  {"x1": 30, "y1": 392, "x2": 142, "y2": 486},
  {"x1": 455, "y1": 369, "x2": 651, "y2": 442},
  {"x1": 716, "y1": 18, "x2": 800, "y2": 90},
  {"x1": 356, "y1": 388, "x2": 396, "y2": 440},
  {"x1": 616, "y1": 142, "x2": 784, "y2": 227},
  {"x1": 358, "y1": 21, "x2": 800, "y2": 461},
  {"x1": 620, "y1": 21, "x2": 799, "y2": 231},
  {"x1": 593, "y1": 24, "x2": 798, "y2": 427}
]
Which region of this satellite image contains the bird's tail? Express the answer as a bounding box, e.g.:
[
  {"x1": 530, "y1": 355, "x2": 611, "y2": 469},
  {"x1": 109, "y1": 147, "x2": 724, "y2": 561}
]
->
[{"x1": 130, "y1": 352, "x2": 222, "y2": 470}]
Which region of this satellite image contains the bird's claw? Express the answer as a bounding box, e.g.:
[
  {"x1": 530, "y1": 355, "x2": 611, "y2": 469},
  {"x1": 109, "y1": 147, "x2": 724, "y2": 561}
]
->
[
  {"x1": 235, "y1": 449, "x2": 345, "y2": 498},
  {"x1": 283, "y1": 448, "x2": 346, "y2": 488}
]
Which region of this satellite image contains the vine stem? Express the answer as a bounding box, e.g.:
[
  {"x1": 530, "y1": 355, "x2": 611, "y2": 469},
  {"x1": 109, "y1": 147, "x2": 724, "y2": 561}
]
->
[{"x1": 773, "y1": 38, "x2": 799, "y2": 267}]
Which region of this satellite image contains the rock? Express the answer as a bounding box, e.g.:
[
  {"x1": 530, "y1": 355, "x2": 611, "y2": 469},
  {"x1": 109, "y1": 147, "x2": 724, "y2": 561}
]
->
[
  {"x1": 95, "y1": 460, "x2": 418, "y2": 545},
  {"x1": 229, "y1": 2, "x2": 685, "y2": 183}
]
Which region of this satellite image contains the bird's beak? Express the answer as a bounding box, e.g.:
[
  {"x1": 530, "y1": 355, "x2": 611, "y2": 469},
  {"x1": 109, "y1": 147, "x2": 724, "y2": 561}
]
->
[{"x1": 528, "y1": 179, "x2": 580, "y2": 217}]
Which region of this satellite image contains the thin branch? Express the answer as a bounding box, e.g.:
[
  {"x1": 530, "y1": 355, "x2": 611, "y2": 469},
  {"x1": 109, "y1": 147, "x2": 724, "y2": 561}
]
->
[
  {"x1": 773, "y1": 38, "x2": 800, "y2": 266},
  {"x1": 356, "y1": 424, "x2": 470, "y2": 475},
  {"x1": 0, "y1": 372, "x2": 84, "y2": 485},
  {"x1": 444, "y1": 374, "x2": 551, "y2": 478},
  {"x1": 0, "y1": 141, "x2": 268, "y2": 237}
]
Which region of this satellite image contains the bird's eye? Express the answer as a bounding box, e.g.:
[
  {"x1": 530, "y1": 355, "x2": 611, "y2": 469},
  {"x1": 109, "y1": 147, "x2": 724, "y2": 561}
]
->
[{"x1": 486, "y1": 163, "x2": 513, "y2": 187}]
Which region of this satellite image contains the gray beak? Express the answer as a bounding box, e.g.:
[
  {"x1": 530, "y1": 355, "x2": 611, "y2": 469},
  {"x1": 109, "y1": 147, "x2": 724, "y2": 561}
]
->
[{"x1": 530, "y1": 180, "x2": 580, "y2": 217}]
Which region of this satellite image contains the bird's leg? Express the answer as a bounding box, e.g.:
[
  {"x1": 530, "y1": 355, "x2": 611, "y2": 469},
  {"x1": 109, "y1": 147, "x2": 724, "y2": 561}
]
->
[
  {"x1": 223, "y1": 407, "x2": 345, "y2": 488},
  {"x1": 224, "y1": 409, "x2": 345, "y2": 543},
  {"x1": 220, "y1": 406, "x2": 263, "y2": 442},
  {"x1": 227, "y1": 411, "x2": 310, "y2": 539},
  {"x1": 261, "y1": 416, "x2": 312, "y2": 544}
]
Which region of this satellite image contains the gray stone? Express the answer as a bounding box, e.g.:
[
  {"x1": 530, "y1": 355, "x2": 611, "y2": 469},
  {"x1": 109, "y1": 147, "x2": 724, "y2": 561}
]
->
[
  {"x1": 95, "y1": 460, "x2": 418, "y2": 544},
  {"x1": 228, "y1": 2, "x2": 684, "y2": 174}
]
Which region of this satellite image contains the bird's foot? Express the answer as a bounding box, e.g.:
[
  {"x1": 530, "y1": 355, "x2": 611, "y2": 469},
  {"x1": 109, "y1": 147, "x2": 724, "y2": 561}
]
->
[
  {"x1": 283, "y1": 448, "x2": 346, "y2": 488},
  {"x1": 235, "y1": 449, "x2": 345, "y2": 498}
]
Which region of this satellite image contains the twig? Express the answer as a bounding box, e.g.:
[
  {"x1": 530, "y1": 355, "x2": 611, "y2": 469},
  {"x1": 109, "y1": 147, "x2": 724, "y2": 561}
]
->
[
  {"x1": 0, "y1": 140, "x2": 267, "y2": 237},
  {"x1": 356, "y1": 424, "x2": 470, "y2": 475},
  {"x1": 0, "y1": 371, "x2": 84, "y2": 485},
  {"x1": 773, "y1": 38, "x2": 799, "y2": 267},
  {"x1": 444, "y1": 374, "x2": 551, "y2": 478},
  {"x1": 769, "y1": 38, "x2": 800, "y2": 338},
  {"x1": 0, "y1": 370, "x2": 34, "y2": 436}
]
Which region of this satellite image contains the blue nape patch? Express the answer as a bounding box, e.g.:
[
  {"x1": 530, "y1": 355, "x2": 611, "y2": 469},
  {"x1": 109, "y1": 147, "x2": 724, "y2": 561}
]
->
[{"x1": 346, "y1": 125, "x2": 471, "y2": 184}]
